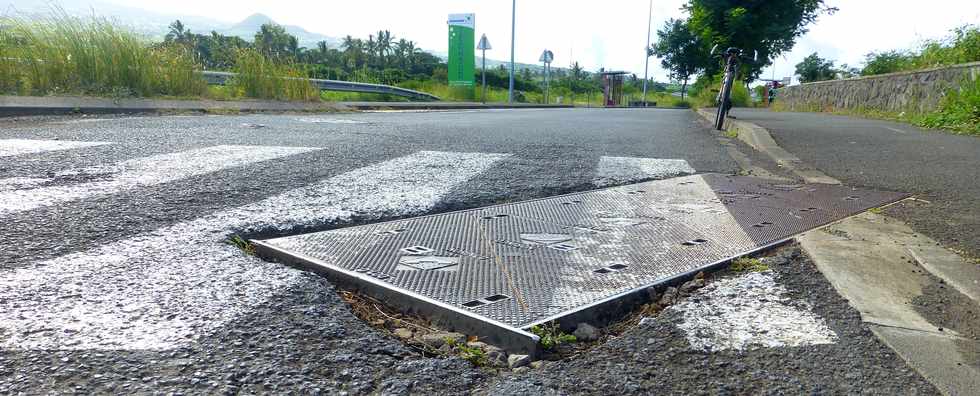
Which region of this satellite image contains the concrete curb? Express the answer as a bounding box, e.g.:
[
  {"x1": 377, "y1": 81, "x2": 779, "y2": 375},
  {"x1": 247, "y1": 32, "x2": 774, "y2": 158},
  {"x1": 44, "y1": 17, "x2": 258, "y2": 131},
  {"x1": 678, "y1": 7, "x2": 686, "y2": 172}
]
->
[
  {"x1": 694, "y1": 108, "x2": 840, "y2": 184},
  {"x1": 341, "y1": 102, "x2": 574, "y2": 111},
  {"x1": 798, "y1": 212, "x2": 980, "y2": 395},
  {"x1": 0, "y1": 95, "x2": 574, "y2": 117},
  {"x1": 0, "y1": 95, "x2": 351, "y2": 116}
]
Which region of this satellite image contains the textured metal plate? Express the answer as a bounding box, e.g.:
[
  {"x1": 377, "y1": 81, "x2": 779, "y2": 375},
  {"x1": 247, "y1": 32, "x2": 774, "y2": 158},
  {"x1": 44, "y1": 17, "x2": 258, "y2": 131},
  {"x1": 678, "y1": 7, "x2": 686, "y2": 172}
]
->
[{"x1": 255, "y1": 174, "x2": 907, "y2": 351}]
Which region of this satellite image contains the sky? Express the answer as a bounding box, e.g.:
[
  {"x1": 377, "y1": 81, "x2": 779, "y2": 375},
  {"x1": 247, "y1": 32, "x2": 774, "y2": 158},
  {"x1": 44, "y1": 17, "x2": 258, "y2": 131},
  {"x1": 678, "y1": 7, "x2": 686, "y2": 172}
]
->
[{"x1": 58, "y1": 0, "x2": 980, "y2": 83}]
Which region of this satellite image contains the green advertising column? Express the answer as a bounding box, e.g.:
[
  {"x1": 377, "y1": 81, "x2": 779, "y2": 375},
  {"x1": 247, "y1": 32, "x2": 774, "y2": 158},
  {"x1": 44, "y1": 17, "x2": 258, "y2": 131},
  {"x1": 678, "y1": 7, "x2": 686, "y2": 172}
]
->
[{"x1": 448, "y1": 13, "x2": 475, "y2": 100}]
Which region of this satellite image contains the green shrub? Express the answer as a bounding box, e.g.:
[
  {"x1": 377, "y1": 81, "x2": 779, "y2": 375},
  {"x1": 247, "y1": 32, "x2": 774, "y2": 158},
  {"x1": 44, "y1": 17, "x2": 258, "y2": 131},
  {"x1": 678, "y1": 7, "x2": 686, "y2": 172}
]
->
[{"x1": 914, "y1": 76, "x2": 980, "y2": 135}]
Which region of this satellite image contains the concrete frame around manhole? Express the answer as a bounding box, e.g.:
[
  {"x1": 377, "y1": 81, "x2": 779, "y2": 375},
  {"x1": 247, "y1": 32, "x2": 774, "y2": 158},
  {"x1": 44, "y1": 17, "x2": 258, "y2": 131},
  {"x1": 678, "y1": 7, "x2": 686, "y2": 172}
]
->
[{"x1": 253, "y1": 174, "x2": 908, "y2": 357}]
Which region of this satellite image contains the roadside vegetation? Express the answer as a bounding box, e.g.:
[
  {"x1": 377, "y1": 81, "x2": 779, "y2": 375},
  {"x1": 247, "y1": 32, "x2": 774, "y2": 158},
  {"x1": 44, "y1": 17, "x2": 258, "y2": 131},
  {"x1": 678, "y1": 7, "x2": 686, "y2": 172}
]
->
[
  {"x1": 0, "y1": 6, "x2": 697, "y2": 105},
  {"x1": 0, "y1": 11, "x2": 206, "y2": 97}
]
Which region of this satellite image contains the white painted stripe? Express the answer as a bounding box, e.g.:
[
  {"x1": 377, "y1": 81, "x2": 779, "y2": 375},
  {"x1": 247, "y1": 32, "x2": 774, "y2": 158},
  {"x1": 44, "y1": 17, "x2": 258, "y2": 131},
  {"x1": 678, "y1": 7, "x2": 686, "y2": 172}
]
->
[
  {"x1": 665, "y1": 271, "x2": 837, "y2": 351},
  {"x1": 0, "y1": 139, "x2": 110, "y2": 157},
  {"x1": 0, "y1": 177, "x2": 51, "y2": 192},
  {"x1": 0, "y1": 145, "x2": 319, "y2": 214},
  {"x1": 296, "y1": 117, "x2": 367, "y2": 124},
  {"x1": 593, "y1": 156, "x2": 696, "y2": 187},
  {"x1": 0, "y1": 150, "x2": 507, "y2": 350}
]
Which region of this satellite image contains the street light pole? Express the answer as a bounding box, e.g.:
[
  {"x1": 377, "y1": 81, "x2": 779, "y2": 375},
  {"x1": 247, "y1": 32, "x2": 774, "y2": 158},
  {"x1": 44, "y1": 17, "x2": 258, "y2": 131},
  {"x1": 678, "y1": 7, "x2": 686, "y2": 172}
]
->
[
  {"x1": 508, "y1": 0, "x2": 516, "y2": 103},
  {"x1": 641, "y1": 0, "x2": 653, "y2": 106}
]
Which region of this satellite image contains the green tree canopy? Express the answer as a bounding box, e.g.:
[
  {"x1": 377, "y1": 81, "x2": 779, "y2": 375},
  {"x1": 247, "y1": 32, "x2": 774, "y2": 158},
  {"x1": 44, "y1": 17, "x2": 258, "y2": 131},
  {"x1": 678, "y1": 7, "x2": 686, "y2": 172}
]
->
[
  {"x1": 254, "y1": 23, "x2": 298, "y2": 60},
  {"x1": 794, "y1": 52, "x2": 836, "y2": 82},
  {"x1": 686, "y1": 0, "x2": 836, "y2": 81},
  {"x1": 651, "y1": 18, "x2": 707, "y2": 99}
]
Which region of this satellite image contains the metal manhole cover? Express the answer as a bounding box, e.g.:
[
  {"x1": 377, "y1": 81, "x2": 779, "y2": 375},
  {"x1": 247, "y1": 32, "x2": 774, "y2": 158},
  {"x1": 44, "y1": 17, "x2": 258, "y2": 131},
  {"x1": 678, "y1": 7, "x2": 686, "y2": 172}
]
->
[{"x1": 254, "y1": 174, "x2": 908, "y2": 355}]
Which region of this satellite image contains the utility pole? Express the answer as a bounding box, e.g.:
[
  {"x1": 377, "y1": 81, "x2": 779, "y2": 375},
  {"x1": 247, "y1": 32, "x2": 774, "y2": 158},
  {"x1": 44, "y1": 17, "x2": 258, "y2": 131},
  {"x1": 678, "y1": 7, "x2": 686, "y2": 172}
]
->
[
  {"x1": 641, "y1": 0, "x2": 653, "y2": 106},
  {"x1": 508, "y1": 0, "x2": 516, "y2": 103}
]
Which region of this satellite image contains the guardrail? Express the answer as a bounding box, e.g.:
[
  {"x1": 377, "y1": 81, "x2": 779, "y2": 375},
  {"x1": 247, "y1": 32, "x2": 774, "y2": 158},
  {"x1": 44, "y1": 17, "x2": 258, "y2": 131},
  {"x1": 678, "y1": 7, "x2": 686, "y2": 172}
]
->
[{"x1": 198, "y1": 71, "x2": 440, "y2": 102}]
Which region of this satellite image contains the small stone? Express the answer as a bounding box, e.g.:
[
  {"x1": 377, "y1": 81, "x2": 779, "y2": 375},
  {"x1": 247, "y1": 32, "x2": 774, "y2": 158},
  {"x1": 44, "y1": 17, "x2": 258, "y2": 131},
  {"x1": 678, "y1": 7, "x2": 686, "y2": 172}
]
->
[
  {"x1": 392, "y1": 328, "x2": 413, "y2": 339},
  {"x1": 513, "y1": 366, "x2": 530, "y2": 373},
  {"x1": 507, "y1": 354, "x2": 531, "y2": 369},
  {"x1": 369, "y1": 319, "x2": 385, "y2": 327},
  {"x1": 572, "y1": 323, "x2": 599, "y2": 341},
  {"x1": 529, "y1": 360, "x2": 548, "y2": 369},
  {"x1": 659, "y1": 287, "x2": 679, "y2": 305},
  {"x1": 639, "y1": 317, "x2": 656, "y2": 326},
  {"x1": 679, "y1": 278, "x2": 706, "y2": 294},
  {"x1": 465, "y1": 341, "x2": 488, "y2": 350}
]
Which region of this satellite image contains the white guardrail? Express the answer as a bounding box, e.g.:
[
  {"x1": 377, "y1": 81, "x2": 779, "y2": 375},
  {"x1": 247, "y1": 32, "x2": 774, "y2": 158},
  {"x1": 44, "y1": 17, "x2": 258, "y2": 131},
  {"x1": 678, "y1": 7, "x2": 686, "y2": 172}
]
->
[{"x1": 198, "y1": 71, "x2": 441, "y2": 101}]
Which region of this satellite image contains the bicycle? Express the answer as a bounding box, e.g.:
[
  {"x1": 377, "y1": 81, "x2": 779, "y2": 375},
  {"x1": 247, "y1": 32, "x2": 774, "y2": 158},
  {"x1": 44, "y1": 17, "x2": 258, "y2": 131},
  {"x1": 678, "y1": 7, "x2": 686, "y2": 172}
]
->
[{"x1": 711, "y1": 46, "x2": 757, "y2": 130}]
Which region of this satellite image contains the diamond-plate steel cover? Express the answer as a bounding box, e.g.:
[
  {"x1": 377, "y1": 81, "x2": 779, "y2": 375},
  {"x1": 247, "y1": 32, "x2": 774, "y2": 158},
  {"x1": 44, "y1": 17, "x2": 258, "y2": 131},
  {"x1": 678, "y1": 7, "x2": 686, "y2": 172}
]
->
[{"x1": 254, "y1": 174, "x2": 907, "y2": 354}]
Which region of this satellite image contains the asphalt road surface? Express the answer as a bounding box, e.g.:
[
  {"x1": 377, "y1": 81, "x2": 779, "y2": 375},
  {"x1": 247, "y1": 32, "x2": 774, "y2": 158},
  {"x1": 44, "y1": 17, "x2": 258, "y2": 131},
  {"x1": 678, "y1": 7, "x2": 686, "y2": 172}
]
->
[
  {"x1": 737, "y1": 109, "x2": 980, "y2": 259},
  {"x1": 0, "y1": 109, "x2": 935, "y2": 394}
]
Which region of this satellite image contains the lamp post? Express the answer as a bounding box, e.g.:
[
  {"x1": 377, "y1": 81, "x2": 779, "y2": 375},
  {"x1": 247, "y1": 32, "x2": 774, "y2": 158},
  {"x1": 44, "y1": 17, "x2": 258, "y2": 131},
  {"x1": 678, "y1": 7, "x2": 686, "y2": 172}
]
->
[
  {"x1": 641, "y1": 0, "x2": 653, "y2": 106},
  {"x1": 508, "y1": 0, "x2": 516, "y2": 103}
]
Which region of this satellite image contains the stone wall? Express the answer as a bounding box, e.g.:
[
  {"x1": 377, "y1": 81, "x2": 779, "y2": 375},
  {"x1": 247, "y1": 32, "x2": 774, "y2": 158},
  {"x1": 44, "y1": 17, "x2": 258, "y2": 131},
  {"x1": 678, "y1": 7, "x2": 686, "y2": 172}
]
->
[{"x1": 778, "y1": 62, "x2": 980, "y2": 113}]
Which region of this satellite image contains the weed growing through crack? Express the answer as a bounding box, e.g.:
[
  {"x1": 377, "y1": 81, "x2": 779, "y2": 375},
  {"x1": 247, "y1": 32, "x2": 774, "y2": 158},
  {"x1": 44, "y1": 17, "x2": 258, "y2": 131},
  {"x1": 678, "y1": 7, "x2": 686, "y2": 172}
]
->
[
  {"x1": 445, "y1": 338, "x2": 488, "y2": 366},
  {"x1": 724, "y1": 130, "x2": 739, "y2": 139},
  {"x1": 868, "y1": 207, "x2": 884, "y2": 214},
  {"x1": 530, "y1": 322, "x2": 577, "y2": 350},
  {"x1": 226, "y1": 235, "x2": 256, "y2": 256},
  {"x1": 730, "y1": 256, "x2": 769, "y2": 272}
]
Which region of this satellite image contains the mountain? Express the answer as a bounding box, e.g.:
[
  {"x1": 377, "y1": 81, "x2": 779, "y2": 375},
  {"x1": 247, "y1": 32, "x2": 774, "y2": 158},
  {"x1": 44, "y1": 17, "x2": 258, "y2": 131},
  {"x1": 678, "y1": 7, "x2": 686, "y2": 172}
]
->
[
  {"x1": 1, "y1": 1, "x2": 340, "y2": 49},
  {"x1": 218, "y1": 13, "x2": 340, "y2": 49}
]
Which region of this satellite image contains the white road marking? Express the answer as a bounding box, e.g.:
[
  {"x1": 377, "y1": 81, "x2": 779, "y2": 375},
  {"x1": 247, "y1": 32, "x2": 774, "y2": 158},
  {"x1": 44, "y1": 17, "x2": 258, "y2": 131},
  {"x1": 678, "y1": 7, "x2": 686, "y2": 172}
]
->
[
  {"x1": 0, "y1": 139, "x2": 110, "y2": 157},
  {"x1": 666, "y1": 271, "x2": 837, "y2": 351},
  {"x1": 593, "y1": 156, "x2": 696, "y2": 187},
  {"x1": 296, "y1": 117, "x2": 367, "y2": 124},
  {"x1": 0, "y1": 177, "x2": 51, "y2": 191},
  {"x1": 0, "y1": 145, "x2": 319, "y2": 215},
  {"x1": 0, "y1": 150, "x2": 508, "y2": 350},
  {"x1": 883, "y1": 126, "x2": 907, "y2": 134}
]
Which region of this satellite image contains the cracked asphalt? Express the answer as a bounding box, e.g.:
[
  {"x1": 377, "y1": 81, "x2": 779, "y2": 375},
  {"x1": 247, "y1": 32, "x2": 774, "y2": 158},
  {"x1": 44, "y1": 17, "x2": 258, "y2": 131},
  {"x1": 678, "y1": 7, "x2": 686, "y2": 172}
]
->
[{"x1": 0, "y1": 108, "x2": 937, "y2": 394}]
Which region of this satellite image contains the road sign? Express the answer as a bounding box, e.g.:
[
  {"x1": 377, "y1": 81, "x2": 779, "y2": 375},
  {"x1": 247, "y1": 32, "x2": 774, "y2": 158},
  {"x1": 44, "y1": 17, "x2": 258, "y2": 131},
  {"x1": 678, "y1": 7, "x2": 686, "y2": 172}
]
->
[
  {"x1": 478, "y1": 34, "x2": 491, "y2": 103},
  {"x1": 539, "y1": 49, "x2": 554, "y2": 64},
  {"x1": 448, "y1": 14, "x2": 476, "y2": 88},
  {"x1": 477, "y1": 34, "x2": 491, "y2": 50}
]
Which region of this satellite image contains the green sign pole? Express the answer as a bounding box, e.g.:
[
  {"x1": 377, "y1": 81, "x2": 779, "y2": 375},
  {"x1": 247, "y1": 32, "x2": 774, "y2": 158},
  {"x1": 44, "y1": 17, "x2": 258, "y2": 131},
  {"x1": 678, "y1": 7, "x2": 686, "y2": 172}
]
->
[{"x1": 448, "y1": 13, "x2": 475, "y2": 100}]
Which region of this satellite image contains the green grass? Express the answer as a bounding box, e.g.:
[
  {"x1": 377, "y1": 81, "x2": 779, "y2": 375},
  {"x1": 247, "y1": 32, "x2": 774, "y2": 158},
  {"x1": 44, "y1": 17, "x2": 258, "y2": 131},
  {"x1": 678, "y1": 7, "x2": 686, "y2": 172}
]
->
[
  {"x1": 730, "y1": 257, "x2": 769, "y2": 272},
  {"x1": 0, "y1": 9, "x2": 206, "y2": 97},
  {"x1": 226, "y1": 235, "x2": 256, "y2": 256},
  {"x1": 228, "y1": 49, "x2": 319, "y2": 101}
]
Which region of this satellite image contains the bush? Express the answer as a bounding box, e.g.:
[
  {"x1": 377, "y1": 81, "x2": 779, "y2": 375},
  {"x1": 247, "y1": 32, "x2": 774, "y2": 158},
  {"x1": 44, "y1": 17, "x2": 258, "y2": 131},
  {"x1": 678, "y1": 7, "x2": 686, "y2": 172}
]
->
[
  {"x1": 229, "y1": 48, "x2": 318, "y2": 101},
  {"x1": 915, "y1": 76, "x2": 980, "y2": 135},
  {"x1": 0, "y1": 9, "x2": 206, "y2": 97}
]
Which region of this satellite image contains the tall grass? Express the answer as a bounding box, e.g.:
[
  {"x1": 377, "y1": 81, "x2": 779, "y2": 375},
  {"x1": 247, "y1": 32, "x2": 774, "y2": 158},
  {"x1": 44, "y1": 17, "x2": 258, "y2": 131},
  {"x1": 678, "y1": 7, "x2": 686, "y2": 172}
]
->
[
  {"x1": 228, "y1": 49, "x2": 319, "y2": 101},
  {"x1": 0, "y1": 9, "x2": 206, "y2": 97}
]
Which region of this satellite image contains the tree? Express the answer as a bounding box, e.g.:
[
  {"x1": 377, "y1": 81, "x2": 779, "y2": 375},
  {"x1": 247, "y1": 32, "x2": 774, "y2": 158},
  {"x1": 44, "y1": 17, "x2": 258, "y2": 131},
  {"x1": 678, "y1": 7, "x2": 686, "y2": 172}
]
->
[
  {"x1": 861, "y1": 50, "x2": 912, "y2": 76},
  {"x1": 164, "y1": 20, "x2": 192, "y2": 45},
  {"x1": 651, "y1": 18, "x2": 706, "y2": 100},
  {"x1": 685, "y1": 0, "x2": 836, "y2": 81},
  {"x1": 254, "y1": 23, "x2": 298, "y2": 60},
  {"x1": 794, "y1": 52, "x2": 836, "y2": 83}
]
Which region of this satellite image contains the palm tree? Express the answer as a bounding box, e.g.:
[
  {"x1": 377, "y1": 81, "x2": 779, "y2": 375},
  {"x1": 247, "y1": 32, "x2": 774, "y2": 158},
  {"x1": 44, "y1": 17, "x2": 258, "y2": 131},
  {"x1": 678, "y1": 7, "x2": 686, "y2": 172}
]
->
[
  {"x1": 165, "y1": 20, "x2": 191, "y2": 44},
  {"x1": 375, "y1": 30, "x2": 393, "y2": 67}
]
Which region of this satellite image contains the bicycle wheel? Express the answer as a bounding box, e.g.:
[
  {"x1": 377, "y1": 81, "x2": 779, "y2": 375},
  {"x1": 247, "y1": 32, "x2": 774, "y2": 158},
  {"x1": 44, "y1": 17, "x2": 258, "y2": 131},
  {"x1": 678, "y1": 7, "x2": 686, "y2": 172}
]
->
[{"x1": 714, "y1": 79, "x2": 729, "y2": 130}]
